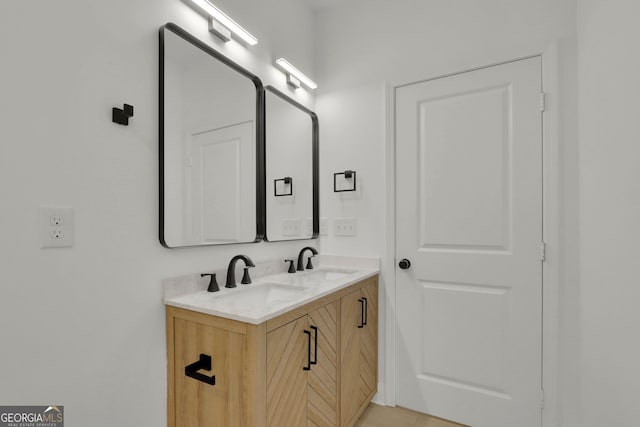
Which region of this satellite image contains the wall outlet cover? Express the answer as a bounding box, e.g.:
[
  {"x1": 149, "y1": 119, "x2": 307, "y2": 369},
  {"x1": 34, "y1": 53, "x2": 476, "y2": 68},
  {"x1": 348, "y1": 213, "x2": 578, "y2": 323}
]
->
[
  {"x1": 40, "y1": 206, "x2": 74, "y2": 248},
  {"x1": 334, "y1": 217, "x2": 357, "y2": 237},
  {"x1": 282, "y1": 218, "x2": 301, "y2": 236}
]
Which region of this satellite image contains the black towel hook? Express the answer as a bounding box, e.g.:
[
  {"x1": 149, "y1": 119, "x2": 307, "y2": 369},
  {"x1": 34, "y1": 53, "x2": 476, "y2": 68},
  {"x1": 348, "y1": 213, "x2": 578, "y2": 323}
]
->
[{"x1": 112, "y1": 103, "x2": 134, "y2": 125}]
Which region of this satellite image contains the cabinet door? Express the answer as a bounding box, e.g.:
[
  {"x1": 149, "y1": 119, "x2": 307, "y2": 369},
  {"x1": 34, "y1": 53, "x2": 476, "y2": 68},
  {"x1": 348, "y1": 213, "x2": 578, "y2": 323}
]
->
[
  {"x1": 308, "y1": 301, "x2": 338, "y2": 427},
  {"x1": 173, "y1": 318, "x2": 247, "y2": 427},
  {"x1": 267, "y1": 316, "x2": 309, "y2": 427},
  {"x1": 340, "y1": 281, "x2": 379, "y2": 427},
  {"x1": 340, "y1": 288, "x2": 364, "y2": 427},
  {"x1": 360, "y1": 282, "x2": 378, "y2": 399}
]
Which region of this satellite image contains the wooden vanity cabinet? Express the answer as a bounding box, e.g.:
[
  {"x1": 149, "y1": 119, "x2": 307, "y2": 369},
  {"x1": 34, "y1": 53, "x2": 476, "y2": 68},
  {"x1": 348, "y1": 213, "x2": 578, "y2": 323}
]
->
[{"x1": 166, "y1": 275, "x2": 377, "y2": 427}]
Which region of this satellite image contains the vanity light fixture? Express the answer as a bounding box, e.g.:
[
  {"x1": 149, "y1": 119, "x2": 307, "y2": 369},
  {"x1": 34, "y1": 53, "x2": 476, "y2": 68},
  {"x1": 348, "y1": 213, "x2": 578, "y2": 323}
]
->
[
  {"x1": 275, "y1": 58, "x2": 317, "y2": 90},
  {"x1": 190, "y1": 0, "x2": 258, "y2": 46}
]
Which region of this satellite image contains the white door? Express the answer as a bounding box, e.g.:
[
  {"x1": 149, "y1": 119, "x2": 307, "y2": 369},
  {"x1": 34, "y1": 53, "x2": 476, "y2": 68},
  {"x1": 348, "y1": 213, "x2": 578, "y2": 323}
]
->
[
  {"x1": 188, "y1": 121, "x2": 254, "y2": 244},
  {"x1": 395, "y1": 57, "x2": 543, "y2": 427}
]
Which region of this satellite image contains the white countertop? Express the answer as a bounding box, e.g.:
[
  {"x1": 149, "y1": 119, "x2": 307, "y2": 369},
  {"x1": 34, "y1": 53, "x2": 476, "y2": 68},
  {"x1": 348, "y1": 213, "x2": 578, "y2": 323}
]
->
[{"x1": 163, "y1": 255, "x2": 380, "y2": 324}]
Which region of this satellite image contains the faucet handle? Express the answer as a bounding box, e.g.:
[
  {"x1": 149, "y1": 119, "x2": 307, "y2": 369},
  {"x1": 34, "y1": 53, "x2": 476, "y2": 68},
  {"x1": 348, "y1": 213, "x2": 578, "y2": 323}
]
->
[
  {"x1": 241, "y1": 266, "x2": 253, "y2": 285},
  {"x1": 201, "y1": 273, "x2": 220, "y2": 292},
  {"x1": 285, "y1": 259, "x2": 296, "y2": 273},
  {"x1": 306, "y1": 256, "x2": 315, "y2": 270}
]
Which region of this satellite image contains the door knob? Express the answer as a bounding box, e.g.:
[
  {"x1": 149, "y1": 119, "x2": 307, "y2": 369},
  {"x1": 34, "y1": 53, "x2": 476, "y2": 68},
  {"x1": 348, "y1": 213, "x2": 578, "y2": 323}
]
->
[{"x1": 398, "y1": 259, "x2": 411, "y2": 269}]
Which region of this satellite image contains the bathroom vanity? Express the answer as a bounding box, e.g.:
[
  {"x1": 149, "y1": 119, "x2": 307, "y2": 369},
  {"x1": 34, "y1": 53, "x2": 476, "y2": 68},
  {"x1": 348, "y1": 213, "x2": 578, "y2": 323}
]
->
[
  {"x1": 160, "y1": 23, "x2": 376, "y2": 426},
  {"x1": 164, "y1": 263, "x2": 378, "y2": 427}
]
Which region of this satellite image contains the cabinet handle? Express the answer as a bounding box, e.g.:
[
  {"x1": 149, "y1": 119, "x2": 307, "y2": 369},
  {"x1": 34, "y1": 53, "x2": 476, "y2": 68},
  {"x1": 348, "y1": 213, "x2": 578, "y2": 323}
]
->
[
  {"x1": 362, "y1": 297, "x2": 368, "y2": 326},
  {"x1": 310, "y1": 325, "x2": 318, "y2": 365},
  {"x1": 358, "y1": 298, "x2": 365, "y2": 328},
  {"x1": 303, "y1": 330, "x2": 312, "y2": 371},
  {"x1": 185, "y1": 354, "x2": 216, "y2": 386}
]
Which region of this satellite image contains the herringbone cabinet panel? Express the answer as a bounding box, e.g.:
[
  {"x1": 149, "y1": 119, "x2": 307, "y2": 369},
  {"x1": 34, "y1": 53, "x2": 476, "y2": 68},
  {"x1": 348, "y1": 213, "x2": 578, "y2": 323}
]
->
[
  {"x1": 340, "y1": 279, "x2": 379, "y2": 427},
  {"x1": 360, "y1": 283, "x2": 378, "y2": 400},
  {"x1": 308, "y1": 301, "x2": 338, "y2": 427},
  {"x1": 267, "y1": 317, "x2": 308, "y2": 427},
  {"x1": 340, "y1": 289, "x2": 364, "y2": 427}
]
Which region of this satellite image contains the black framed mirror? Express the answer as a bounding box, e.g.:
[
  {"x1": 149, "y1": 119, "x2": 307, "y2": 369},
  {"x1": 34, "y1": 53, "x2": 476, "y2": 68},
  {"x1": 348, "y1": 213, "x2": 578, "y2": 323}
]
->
[
  {"x1": 159, "y1": 23, "x2": 264, "y2": 248},
  {"x1": 264, "y1": 85, "x2": 319, "y2": 241}
]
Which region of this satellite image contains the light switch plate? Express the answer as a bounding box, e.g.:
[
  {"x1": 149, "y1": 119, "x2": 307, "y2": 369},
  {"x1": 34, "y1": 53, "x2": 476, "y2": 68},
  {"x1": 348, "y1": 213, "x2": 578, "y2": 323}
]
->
[
  {"x1": 40, "y1": 206, "x2": 74, "y2": 248},
  {"x1": 334, "y1": 217, "x2": 357, "y2": 236},
  {"x1": 282, "y1": 218, "x2": 301, "y2": 236}
]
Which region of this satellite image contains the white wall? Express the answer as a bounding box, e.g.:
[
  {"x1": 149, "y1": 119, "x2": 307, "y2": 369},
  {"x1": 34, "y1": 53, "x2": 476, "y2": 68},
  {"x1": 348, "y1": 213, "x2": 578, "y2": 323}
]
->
[
  {"x1": 314, "y1": 0, "x2": 579, "y2": 425},
  {"x1": 0, "y1": 0, "x2": 315, "y2": 425},
  {"x1": 577, "y1": 1, "x2": 640, "y2": 425}
]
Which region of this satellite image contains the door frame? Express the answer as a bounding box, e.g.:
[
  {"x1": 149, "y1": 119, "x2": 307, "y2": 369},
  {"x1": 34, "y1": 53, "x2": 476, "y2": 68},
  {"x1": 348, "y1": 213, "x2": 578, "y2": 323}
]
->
[{"x1": 383, "y1": 44, "x2": 561, "y2": 427}]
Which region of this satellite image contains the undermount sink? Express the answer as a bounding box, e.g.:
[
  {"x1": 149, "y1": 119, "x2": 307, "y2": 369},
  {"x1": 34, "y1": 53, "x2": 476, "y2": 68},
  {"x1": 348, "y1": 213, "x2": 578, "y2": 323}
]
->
[
  {"x1": 269, "y1": 268, "x2": 358, "y2": 286},
  {"x1": 211, "y1": 283, "x2": 310, "y2": 308},
  {"x1": 303, "y1": 268, "x2": 356, "y2": 282}
]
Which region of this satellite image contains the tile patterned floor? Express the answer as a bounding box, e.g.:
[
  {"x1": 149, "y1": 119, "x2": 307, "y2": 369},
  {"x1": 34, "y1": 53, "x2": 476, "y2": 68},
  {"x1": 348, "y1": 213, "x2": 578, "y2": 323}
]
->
[{"x1": 355, "y1": 403, "x2": 469, "y2": 427}]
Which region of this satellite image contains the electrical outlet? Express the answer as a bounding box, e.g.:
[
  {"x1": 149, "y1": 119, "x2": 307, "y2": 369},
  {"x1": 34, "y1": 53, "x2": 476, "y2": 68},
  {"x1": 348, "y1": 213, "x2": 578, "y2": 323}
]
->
[
  {"x1": 282, "y1": 218, "x2": 301, "y2": 236},
  {"x1": 334, "y1": 217, "x2": 357, "y2": 236},
  {"x1": 40, "y1": 206, "x2": 74, "y2": 248},
  {"x1": 50, "y1": 228, "x2": 64, "y2": 239}
]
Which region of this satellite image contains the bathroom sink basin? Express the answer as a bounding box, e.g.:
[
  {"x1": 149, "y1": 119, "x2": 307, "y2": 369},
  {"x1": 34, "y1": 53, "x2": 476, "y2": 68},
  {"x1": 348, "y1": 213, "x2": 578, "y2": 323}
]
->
[
  {"x1": 303, "y1": 268, "x2": 357, "y2": 282},
  {"x1": 269, "y1": 268, "x2": 357, "y2": 286},
  {"x1": 211, "y1": 283, "x2": 309, "y2": 308}
]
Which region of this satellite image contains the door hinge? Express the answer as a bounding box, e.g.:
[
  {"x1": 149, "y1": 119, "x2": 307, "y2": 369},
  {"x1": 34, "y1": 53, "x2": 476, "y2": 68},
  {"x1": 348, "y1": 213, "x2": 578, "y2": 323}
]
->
[
  {"x1": 540, "y1": 241, "x2": 546, "y2": 262},
  {"x1": 540, "y1": 92, "x2": 546, "y2": 112},
  {"x1": 540, "y1": 389, "x2": 545, "y2": 409}
]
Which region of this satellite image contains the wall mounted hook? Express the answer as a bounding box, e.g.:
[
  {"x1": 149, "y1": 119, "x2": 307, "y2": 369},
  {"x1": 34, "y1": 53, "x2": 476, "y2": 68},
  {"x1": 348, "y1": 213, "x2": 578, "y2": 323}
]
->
[{"x1": 112, "y1": 103, "x2": 134, "y2": 125}]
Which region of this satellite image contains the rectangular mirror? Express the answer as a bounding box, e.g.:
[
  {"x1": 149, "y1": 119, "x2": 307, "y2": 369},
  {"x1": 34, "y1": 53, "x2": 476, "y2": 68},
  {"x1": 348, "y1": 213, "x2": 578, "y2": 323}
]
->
[
  {"x1": 264, "y1": 86, "x2": 319, "y2": 241},
  {"x1": 159, "y1": 23, "x2": 264, "y2": 247}
]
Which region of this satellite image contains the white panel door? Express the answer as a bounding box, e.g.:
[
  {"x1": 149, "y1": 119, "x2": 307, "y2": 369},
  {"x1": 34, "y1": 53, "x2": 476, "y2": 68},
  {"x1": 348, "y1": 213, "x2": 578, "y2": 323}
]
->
[
  {"x1": 395, "y1": 57, "x2": 543, "y2": 427},
  {"x1": 188, "y1": 121, "x2": 253, "y2": 244}
]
